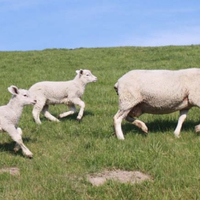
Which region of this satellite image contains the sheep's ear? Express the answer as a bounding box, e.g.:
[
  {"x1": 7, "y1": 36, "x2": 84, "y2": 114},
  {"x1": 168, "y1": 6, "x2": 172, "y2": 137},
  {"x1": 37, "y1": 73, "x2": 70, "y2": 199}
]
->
[
  {"x1": 8, "y1": 85, "x2": 19, "y2": 95},
  {"x1": 76, "y1": 69, "x2": 83, "y2": 75}
]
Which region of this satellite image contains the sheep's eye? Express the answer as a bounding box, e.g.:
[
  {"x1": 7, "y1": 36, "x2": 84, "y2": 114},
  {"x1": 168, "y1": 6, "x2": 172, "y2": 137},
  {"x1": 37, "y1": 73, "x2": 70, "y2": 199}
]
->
[
  {"x1": 86, "y1": 74, "x2": 90, "y2": 76},
  {"x1": 24, "y1": 94, "x2": 28, "y2": 97}
]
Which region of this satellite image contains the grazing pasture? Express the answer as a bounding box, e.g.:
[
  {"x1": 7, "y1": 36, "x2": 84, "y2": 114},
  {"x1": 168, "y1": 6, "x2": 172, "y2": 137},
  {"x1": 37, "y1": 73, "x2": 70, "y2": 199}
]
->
[{"x1": 0, "y1": 45, "x2": 200, "y2": 199}]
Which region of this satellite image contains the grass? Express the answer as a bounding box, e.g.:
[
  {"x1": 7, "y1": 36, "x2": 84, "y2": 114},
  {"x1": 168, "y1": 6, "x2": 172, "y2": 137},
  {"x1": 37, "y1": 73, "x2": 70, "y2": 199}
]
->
[{"x1": 0, "y1": 45, "x2": 200, "y2": 199}]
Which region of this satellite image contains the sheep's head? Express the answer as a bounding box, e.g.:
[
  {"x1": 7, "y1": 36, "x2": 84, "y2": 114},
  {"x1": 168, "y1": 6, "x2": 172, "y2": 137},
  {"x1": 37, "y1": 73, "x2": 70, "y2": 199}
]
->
[
  {"x1": 76, "y1": 69, "x2": 97, "y2": 83},
  {"x1": 8, "y1": 85, "x2": 37, "y2": 106}
]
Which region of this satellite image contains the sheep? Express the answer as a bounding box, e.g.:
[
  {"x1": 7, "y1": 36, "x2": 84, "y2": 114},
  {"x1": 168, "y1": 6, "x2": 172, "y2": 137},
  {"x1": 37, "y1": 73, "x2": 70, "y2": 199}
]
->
[
  {"x1": 0, "y1": 85, "x2": 36, "y2": 157},
  {"x1": 29, "y1": 69, "x2": 97, "y2": 124},
  {"x1": 113, "y1": 68, "x2": 200, "y2": 140}
]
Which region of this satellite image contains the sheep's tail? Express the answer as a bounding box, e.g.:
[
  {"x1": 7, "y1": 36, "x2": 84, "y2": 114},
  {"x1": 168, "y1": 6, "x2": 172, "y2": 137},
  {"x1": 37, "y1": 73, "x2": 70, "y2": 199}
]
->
[{"x1": 114, "y1": 82, "x2": 118, "y2": 95}]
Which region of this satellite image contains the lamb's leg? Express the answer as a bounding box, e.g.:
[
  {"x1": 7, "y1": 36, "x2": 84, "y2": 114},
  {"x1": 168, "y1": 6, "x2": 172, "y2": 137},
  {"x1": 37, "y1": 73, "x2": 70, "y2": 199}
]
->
[
  {"x1": 58, "y1": 104, "x2": 77, "y2": 118},
  {"x1": 4, "y1": 125, "x2": 33, "y2": 158},
  {"x1": 114, "y1": 109, "x2": 130, "y2": 140},
  {"x1": 42, "y1": 105, "x2": 60, "y2": 122},
  {"x1": 14, "y1": 127, "x2": 22, "y2": 152},
  {"x1": 32, "y1": 100, "x2": 46, "y2": 124},
  {"x1": 126, "y1": 116, "x2": 148, "y2": 133},
  {"x1": 72, "y1": 98, "x2": 85, "y2": 121},
  {"x1": 174, "y1": 109, "x2": 189, "y2": 138}
]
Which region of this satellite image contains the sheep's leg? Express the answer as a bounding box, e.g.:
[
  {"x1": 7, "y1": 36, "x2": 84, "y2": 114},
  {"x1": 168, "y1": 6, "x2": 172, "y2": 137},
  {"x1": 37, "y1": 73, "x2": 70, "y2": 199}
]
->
[
  {"x1": 126, "y1": 116, "x2": 148, "y2": 133},
  {"x1": 193, "y1": 101, "x2": 200, "y2": 132},
  {"x1": 72, "y1": 98, "x2": 85, "y2": 121},
  {"x1": 194, "y1": 102, "x2": 200, "y2": 132},
  {"x1": 32, "y1": 100, "x2": 46, "y2": 124},
  {"x1": 14, "y1": 128, "x2": 22, "y2": 152},
  {"x1": 58, "y1": 104, "x2": 77, "y2": 118},
  {"x1": 4, "y1": 125, "x2": 33, "y2": 158},
  {"x1": 186, "y1": 94, "x2": 200, "y2": 133},
  {"x1": 42, "y1": 105, "x2": 60, "y2": 122},
  {"x1": 114, "y1": 109, "x2": 130, "y2": 140},
  {"x1": 174, "y1": 109, "x2": 189, "y2": 138}
]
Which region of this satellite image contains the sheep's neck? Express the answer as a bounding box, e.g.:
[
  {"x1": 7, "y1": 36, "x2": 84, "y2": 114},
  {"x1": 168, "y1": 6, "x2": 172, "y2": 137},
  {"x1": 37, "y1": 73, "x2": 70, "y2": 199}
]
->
[
  {"x1": 8, "y1": 96, "x2": 24, "y2": 118},
  {"x1": 74, "y1": 76, "x2": 87, "y2": 88}
]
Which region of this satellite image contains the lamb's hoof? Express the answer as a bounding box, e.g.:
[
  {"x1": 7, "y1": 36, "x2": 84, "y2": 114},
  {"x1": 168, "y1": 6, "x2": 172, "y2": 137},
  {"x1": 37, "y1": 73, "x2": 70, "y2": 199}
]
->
[
  {"x1": 174, "y1": 134, "x2": 180, "y2": 138},
  {"x1": 195, "y1": 125, "x2": 200, "y2": 133},
  {"x1": 116, "y1": 135, "x2": 125, "y2": 140},
  {"x1": 22, "y1": 151, "x2": 33, "y2": 158},
  {"x1": 14, "y1": 147, "x2": 20, "y2": 153},
  {"x1": 58, "y1": 114, "x2": 63, "y2": 119},
  {"x1": 77, "y1": 118, "x2": 81, "y2": 123},
  {"x1": 142, "y1": 127, "x2": 148, "y2": 134},
  {"x1": 26, "y1": 153, "x2": 33, "y2": 159},
  {"x1": 27, "y1": 155, "x2": 33, "y2": 159}
]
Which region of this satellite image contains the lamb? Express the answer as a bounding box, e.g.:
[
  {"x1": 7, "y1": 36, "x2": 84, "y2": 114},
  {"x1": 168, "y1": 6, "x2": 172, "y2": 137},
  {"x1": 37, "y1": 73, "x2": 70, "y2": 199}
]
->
[
  {"x1": 29, "y1": 69, "x2": 97, "y2": 124},
  {"x1": 0, "y1": 85, "x2": 36, "y2": 157},
  {"x1": 114, "y1": 68, "x2": 200, "y2": 140}
]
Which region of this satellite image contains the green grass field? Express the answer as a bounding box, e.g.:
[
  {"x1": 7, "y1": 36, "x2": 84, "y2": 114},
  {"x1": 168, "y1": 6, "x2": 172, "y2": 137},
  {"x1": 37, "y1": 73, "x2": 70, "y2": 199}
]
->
[{"x1": 1, "y1": 45, "x2": 200, "y2": 199}]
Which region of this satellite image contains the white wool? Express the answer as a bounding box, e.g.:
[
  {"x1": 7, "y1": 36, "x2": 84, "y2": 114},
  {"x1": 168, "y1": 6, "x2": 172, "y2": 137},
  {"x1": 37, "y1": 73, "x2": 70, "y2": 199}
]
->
[
  {"x1": 29, "y1": 69, "x2": 97, "y2": 124},
  {"x1": 0, "y1": 85, "x2": 36, "y2": 157},
  {"x1": 114, "y1": 68, "x2": 200, "y2": 139}
]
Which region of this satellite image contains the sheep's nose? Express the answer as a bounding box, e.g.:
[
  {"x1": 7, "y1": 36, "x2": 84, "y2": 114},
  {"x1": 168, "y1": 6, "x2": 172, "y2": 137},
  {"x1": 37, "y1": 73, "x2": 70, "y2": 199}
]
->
[{"x1": 33, "y1": 100, "x2": 37, "y2": 104}]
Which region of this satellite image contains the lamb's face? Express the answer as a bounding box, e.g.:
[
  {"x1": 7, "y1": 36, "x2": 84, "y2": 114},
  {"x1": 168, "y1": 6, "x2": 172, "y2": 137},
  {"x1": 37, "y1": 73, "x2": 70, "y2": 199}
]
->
[
  {"x1": 17, "y1": 89, "x2": 37, "y2": 106},
  {"x1": 8, "y1": 85, "x2": 36, "y2": 106},
  {"x1": 79, "y1": 69, "x2": 98, "y2": 83}
]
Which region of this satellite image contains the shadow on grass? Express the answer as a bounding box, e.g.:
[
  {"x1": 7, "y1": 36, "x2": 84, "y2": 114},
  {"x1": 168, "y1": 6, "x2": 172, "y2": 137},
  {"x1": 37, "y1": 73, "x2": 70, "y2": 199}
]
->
[
  {"x1": 122, "y1": 119, "x2": 198, "y2": 136},
  {"x1": 40, "y1": 110, "x2": 94, "y2": 122},
  {"x1": 0, "y1": 137, "x2": 35, "y2": 157}
]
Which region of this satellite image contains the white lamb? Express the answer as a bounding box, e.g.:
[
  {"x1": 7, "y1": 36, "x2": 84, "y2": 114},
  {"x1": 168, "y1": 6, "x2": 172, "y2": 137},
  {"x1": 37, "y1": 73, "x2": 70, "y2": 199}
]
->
[
  {"x1": 29, "y1": 69, "x2": 97, "y2": 124},
  {"x1": 114, "y1": 68, "x2": 200, "y2": 140},
  {"x1": 0, "y1": 85, "x2": 36, "y2": 157}
]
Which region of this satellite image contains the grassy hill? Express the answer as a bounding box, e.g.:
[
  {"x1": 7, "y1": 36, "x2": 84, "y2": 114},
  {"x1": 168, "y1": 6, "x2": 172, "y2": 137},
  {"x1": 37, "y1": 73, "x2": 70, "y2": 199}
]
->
[{"x1": 1, "y1": 45, "x2": 200, "y2": 199}]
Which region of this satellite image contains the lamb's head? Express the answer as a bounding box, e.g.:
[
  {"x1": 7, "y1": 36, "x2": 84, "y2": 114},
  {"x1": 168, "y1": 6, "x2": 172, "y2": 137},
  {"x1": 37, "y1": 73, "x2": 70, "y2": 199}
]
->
[
  {"x1": 76, "y1": 69, "x2": 97, "y2": 83},
  {"x1": 8, "y1": 85, "x2": 37, "y2": 106}
]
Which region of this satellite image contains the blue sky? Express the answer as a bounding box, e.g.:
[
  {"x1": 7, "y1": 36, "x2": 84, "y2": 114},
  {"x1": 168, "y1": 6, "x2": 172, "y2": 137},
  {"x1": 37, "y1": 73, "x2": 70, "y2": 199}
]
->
[{"x1": 1, "y1": 0, "x2": 200, "y2": 51}]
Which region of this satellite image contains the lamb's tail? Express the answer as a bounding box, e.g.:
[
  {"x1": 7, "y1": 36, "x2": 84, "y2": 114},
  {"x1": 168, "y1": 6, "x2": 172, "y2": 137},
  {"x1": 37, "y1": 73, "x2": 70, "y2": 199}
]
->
[{"x1": 114, "y1": 82, "x2": 118, "y2": 95}]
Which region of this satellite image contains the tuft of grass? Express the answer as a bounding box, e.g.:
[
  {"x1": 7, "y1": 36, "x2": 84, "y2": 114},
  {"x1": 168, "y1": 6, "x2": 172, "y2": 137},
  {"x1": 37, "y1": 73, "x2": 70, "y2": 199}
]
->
[{"x1": 0, "y1": 45, "x2": 200, "y2": 199}]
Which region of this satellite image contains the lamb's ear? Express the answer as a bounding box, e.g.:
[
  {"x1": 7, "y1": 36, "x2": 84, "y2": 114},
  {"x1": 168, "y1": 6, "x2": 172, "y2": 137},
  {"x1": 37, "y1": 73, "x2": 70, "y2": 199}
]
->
[
  {"x1": 76, "y1": 69, "x2": 83, "y2": 75},
  {"x1": 8, "y1": 85, "x2": 19, "y2": 95}
]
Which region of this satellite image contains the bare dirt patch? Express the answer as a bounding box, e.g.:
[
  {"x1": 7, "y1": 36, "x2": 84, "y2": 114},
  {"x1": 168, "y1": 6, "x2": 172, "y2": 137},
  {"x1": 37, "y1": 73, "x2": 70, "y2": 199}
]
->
[
  {"x1": 0, "y1": 167, "x2": 20, "y2": 176},
  {"x1": 87, "y1": 169, "x2": 152, "y2": 186}
]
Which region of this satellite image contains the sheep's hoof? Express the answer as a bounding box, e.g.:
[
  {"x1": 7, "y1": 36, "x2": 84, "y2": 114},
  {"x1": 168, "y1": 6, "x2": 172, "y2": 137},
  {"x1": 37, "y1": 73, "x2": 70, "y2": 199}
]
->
[
  {"x1": 22, "y1": 151, "x2": 33, "y2": 158},
  {"x1": 174, "y1": 133, "x2": 180, "y2": 138},
  {"x1": 58, "y1": 114, "x2": 63, "y2": 119},
  {"x1": 77, "y1": 118, "x2": 81, "y2": 123},
  {"x1": 116, "y1": 135, "x2": 125, "y2": 140},
  {"x1": 142, "y1": 127, "x2": 148, "y2": 134},
  {"x1": 195, "y1": 125, "x2": 200, "y2": 133},
  {"x1": 14, "y1": 147, "x2": 20, "y2": 153},
  {"x1": 26, "y1": 153, "x2": 33, "y2": 159},
  {"x1": 28, "y1": 155, "x2": 33, "y2": 159}
]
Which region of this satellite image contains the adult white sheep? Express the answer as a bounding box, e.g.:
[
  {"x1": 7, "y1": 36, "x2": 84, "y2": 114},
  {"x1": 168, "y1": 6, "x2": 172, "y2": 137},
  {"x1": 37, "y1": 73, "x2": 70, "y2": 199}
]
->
[
  {"x1": 114, "y1": 68, "x2": 200, "y2": 140},
  {"x1": 0, "y1": 85, "x2": 36, "y2": 157},
  {"x1": 29, "y1": 69, "x2": 97, "y2": 124}
]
